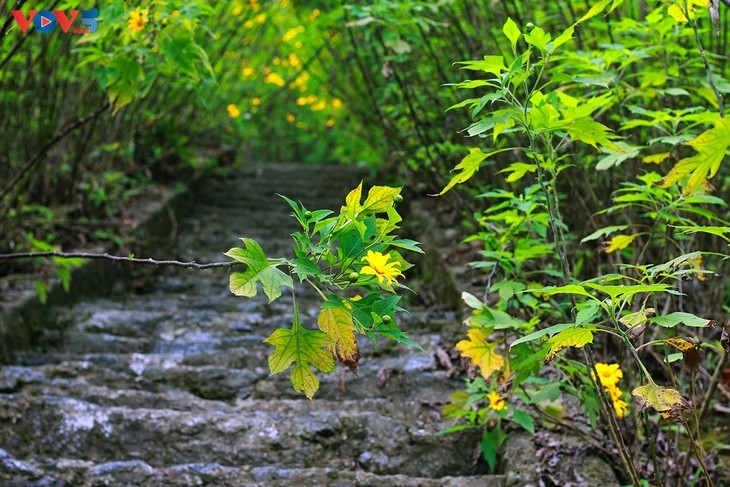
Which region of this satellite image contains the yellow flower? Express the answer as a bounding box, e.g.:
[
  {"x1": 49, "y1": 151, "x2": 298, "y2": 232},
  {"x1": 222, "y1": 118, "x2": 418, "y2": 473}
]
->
[
  {"x1": 593, "y1": 363, "x2": 623, "y2": 388},
  {"x1": 312, "y1": 101, "x2": 326, "y2": 111},
  {"x1": 227, "y1": 104, "x2": 241, "y2": 118},
  {"x1": 249, "y1": 0, "x2": 260, "y2": 12},
  {"x1": 487, "y1": 391, "x2": 507, "y2": 411},
  {"x1": 265, "y1": 72, "x2": 285, "y2": 86},
  {"x1": 128, "y1": 7, "x2": 149, "y2": 33},
  {"x1": 310, "y1": 9, "x2": 321, "y2": 20},
  {"x1": 613, "y1": 397, "x2": 629, "y2": 419},
  {"x1": 361, "y1": 251, "x2": 403, "y2": 286},
  {"x1": 289, "y1": 53, "x2": 300, "y2": 67},
  {"x1": 282, "y1": 26, "x2": 304, "y2": 42},
  {"x1": 286, "y1": 113, "x2": 295, "y2": 123},
  {"x1": 594, "y1": 363, "x2": 629, "y2": 419},
  {"x1": 251, "y1": 97, "x2": 261, "y2": 106},
  {"x1": 232, "y1": 5, "x2": 242, "y2": 16},
  {"x1": 296, "y1": 97, "x2": 308, "y2": 106},
  {"x1": 242, "y1": 67, "x2": 254, "y2": 77},
  {"x1": 326, "y1": 118, "x2": 335, "y2": 128},
  {"x1": 295, "y1": 41, "x2": 303, "y2": 49},
  {"x1": 332, "y1": 99, "x2": 343, "y2": 109}
]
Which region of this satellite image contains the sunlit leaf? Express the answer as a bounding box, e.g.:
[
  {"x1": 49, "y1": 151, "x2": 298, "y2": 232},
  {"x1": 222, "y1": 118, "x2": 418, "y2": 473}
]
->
[
  {"x1": 659, "y1": 118, "x2": 730, "y2": 195},
  {"x1": 602, "y1": 234, "x2": 638, "y2": 253},
  {"x1": 439, "y1": 148, "x2": 488, "y2": 195},
  {"x1": 503, "y1": 17, "x2": 521, "y2": 50},
  {"x1": 226, "y1": 238, "x2": 292, "y2": 302},
  {"x1": 545, "y1": 327, "x2": 594, "y2": 362}
]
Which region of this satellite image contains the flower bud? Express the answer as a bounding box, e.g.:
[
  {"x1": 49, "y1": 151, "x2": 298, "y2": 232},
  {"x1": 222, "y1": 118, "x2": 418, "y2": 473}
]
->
[
  {"x1": 393, "y1": 194, "x2": 403, "y2": 204},
  {"x1": 304, "y1": 210, "x2": 313, "y2": 219},
  {"x1": 382, "y1": 315, "x2": 392, "y2": 324},
  {"x1": 348, "y1": 272, "x2": 359, "y2": 283}
]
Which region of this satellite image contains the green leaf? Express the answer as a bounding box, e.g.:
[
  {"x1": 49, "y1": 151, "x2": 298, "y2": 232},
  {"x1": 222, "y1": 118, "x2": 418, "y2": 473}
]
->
[
  {"x1": 576, "y1": 0, "x2": 611, "y2": 23},
  {"x1": 439, "y1": 147, "x2": 488, "y2": 195},
  {"x1": 650, "y1": 312, "x2": 713, "y2": 328},
  {"x1": 545, "y1": 327, "x2": 594, "y2": 362},
  {"x1": 264, "y1": 305, "x2": 335, "y2": 399},
  {"x1": 566, "y1": 117, "x2": 622, "y2": 152},
  {"x1": 551, "y1": 25, "x2": 574, "y2": 51},
  {"x1": 502, "y1": 17, "x2": 521, "y2": 50},
  {"x1": 500, "y1": 162, "x2": 536, "y2": 183},
  {"x1": 524, "y1": 26, "x2": 551, "y2": 53},
  {"x1": 659, "y1": 119, "x2": 730, "y2": 195},
  {"x1": 226, "y1": 238, "x2": 293, "y2": 302},
  {"x1": 596, "y1": 142, "x2": 641, "y2": 170},
  {"x1": 512, "y1": 409, "x2": 535, "y2": 433},
  {"x1": 510, "y1": 323, "x2": 571, "y2": 348},
  {"x1": 481, "y1": 426, "x2": 506, "y2": 472},
  {"x1": 580, "y1": 225, "x2": 629, "y2": 243},
  {"x1": 576, "y1": 301, "x2": 601, "y2": 325},
  {"x1": 538, "y1": 284, "x2": 596, "y2": 299},
  {"x1": 457, "y1": 56, "x2": 506, "y2": 77},
  {"x1": 387, "y1": 238, "x2": 424, "y2": 254}
]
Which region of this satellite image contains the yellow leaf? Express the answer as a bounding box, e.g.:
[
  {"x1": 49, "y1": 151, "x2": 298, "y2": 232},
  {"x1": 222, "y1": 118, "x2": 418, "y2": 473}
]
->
[
  {"x1": 439, "y1": 148, "x2": 488, "y2": 195},
  {"x1": 545, "y1": 327, "x2": 594, "y2": 362},
  {"x1": 362, "y1": 185, "x2": 401, "y2": 213},
  {"x1": 632, "y1": 382, "x2": 692, "y2": 422},
  {"x1": 664, "y1": 337, "x2": 697, "y2": 352},
  {"x1": 642, "y1": 152, "x2": 670, "y2": 164},
  {"x1": 455, "y1": 328, "x2": 504, "y2": 380},
  {"x1": 659, "y1": 118, "x2": 730, "y2": 195},
  {"x1": 318, "y1": 307, "x2": 360, "y2": 372},
  {"x1": 602, "y1": 234, "x2": 638, "y2": 253},
  {"x1": 340, "y1": 181, "x2": 363, "y2": 218}
]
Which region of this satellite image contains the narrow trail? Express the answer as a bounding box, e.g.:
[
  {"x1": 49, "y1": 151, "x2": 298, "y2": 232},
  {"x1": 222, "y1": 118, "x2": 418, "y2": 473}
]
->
[{"x1": 0, "y1": 164, "x2": 498, "y2": 486}]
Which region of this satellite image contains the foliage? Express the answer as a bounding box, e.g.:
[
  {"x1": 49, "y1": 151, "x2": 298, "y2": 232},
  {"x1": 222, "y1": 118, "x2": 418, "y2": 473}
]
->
[
  {"x1": 439, "y1": 0, "x2": 729, "y2": 483},
  {"x1": 225, "y1": 182, "x2": 422, "y2": 399}
]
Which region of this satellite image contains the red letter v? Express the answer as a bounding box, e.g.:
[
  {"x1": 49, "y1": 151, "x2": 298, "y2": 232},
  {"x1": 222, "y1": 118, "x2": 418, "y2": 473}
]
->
[
  {"x1": 53, "y1": 10, "x2": 80, "y2": 33},
  {"x1": 11, "y1": 10, "x2": 37, "y2": 33}
]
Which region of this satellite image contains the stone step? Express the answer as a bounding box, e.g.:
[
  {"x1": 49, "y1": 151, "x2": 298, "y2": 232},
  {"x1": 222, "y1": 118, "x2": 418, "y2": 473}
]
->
[
  {"x1": 7, "y1": 336, "x2": 461, "y2": 402},
  {"x1": 0, "y1": 395, "x2": 482, "y2": 478},
  {"x1": 1, "y1": 451, "x2": 501, "y2": 486}
]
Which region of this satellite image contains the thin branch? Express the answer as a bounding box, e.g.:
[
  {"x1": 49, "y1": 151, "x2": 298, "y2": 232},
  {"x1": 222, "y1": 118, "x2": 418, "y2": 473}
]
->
[{"x1": 0, "y1": 251, "x2": 240, "y2": 270}]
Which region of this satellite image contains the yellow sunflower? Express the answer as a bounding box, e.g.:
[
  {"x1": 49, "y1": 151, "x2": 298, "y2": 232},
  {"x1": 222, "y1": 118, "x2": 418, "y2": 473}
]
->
[
  {"x1": 128, "y1": 7, "x2": 149, "y2": 33},
  {"x1": 361, "y1": 250, "x2": 403, "y2": 286},
  {"x1": 487, "y1": 391, "x2": 507, "y2": 411}
]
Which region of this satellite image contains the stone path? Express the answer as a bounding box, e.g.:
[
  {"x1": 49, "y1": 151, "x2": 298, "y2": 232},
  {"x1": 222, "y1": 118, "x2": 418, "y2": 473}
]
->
[{"x1": 0, "y1": 164, "x2": 500, "y2": 486}]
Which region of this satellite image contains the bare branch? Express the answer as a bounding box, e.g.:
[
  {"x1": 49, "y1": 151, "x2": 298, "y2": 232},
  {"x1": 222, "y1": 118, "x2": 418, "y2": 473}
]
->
[{"x1": 0, "y1": 251, "x2": 240, "y2": 270}]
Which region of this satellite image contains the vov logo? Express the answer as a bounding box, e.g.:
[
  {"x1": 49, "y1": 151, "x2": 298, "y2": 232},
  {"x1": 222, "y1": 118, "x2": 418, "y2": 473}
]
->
[{"x1": 11, "y1": 9, "x2": 99, "y2": 34}]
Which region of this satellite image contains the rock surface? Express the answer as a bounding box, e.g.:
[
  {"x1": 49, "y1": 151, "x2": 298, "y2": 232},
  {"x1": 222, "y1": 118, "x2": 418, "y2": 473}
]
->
[{"x1": 0, "y1": 164, "x2": 501, "y2": 486}]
